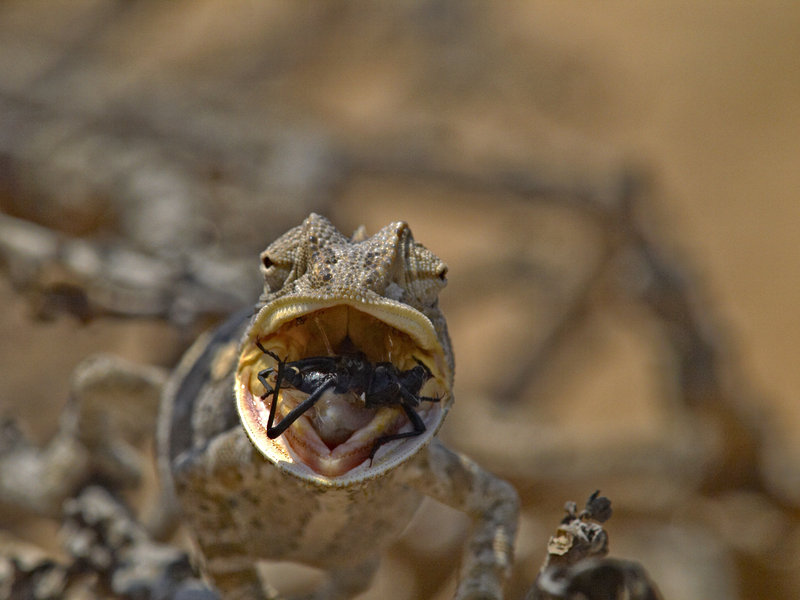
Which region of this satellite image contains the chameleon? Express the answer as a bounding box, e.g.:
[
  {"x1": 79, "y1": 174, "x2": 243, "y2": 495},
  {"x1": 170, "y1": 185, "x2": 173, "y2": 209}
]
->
[{"x1": 159, "y1": 213, "x2": 519, "y2": 599}]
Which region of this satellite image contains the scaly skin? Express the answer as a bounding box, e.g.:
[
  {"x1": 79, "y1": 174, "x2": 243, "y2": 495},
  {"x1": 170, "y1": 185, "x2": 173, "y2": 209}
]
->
[{"x1": 158, "y1": 214, "x2": 519, "y2": 599}]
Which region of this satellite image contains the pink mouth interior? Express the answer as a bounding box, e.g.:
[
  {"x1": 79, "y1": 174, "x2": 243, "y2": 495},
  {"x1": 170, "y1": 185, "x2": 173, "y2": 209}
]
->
[
  {"x1": 239, "y1": 376, "x2": 409, "y2": 476},
  {"x1": 236, "y1": 306, "x2": 446, "y2": 477}
]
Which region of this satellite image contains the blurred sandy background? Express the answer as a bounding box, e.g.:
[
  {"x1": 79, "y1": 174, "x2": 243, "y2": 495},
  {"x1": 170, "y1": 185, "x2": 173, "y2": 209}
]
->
[{"x1": 1, "y1": 2, "x2": 799, "y2": 599}]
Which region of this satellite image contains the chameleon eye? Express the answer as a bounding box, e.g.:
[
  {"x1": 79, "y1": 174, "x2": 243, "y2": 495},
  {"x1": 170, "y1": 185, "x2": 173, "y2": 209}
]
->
[{"x1": 260, "y1": 251, "x2": 292, "y2": 293}]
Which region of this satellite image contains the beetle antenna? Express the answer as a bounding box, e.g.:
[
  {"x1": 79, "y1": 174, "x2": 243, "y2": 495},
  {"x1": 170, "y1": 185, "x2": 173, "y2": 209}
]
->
[{"x1": 256, "y1": 341, "x2": 281, "y2": 362}]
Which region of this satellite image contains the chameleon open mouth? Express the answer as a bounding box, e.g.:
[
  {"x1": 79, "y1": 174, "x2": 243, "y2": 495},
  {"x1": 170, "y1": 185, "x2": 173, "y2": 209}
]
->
[{"x1": 236, "y1": 302, "x2": 450, "y2": 482}]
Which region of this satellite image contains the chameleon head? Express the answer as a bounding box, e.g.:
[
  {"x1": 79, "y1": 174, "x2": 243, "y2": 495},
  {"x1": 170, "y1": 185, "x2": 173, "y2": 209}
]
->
[{"x1": 235, "y1": 214, "x2": 454, "y2": 486}]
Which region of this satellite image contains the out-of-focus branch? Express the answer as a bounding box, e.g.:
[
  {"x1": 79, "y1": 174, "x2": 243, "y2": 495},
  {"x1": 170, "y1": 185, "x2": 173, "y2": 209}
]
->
[{"x1": 526, "y1": 492, "x2": 661, "y2": 600}]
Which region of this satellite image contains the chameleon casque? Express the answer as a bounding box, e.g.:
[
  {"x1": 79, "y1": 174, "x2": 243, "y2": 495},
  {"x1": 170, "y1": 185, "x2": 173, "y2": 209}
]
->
[{"x1": 158, "y1": 213, "x2": 519, "y2": 599}]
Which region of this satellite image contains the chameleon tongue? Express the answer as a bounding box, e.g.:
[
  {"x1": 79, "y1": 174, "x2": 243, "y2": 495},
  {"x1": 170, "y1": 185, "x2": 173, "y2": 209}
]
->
[
  {"x1": 280, "y1": 404, "x2": 405, "y2": 477},
  {"x1": 309, "y1": 388, "x2": 375, "y2": 448}
]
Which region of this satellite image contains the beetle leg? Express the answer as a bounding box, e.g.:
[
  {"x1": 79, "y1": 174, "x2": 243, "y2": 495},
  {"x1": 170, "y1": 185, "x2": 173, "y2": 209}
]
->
[
  {"x1": 263, "y1": 353, "x2": 289, "y2": 439},
  {"x1": 255, "y1": 341, "x2": 281, "y2": 363},
  {"x1": 255, "y1": 342, "x2": 282, "y2": 397},
  {"x1": 266, "y1": 378, "x2": 335, "y2": 439},
  {"x1": 368, "y1": 403, "x2": 426, "y2": 462},
  {"x1": 255, "y1": 342, "x2": 289, "y2": 405},
  {"x1": 256, "y1": 368, "x2": 276, "y2": 399},
  {"x1": 399, "y1": 384, "x2": 437, "y2": 407}
]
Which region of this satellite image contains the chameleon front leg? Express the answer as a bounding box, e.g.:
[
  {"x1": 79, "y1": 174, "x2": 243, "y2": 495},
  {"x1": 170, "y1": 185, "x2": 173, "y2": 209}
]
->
[
  {"x1": 0, "y1": 354, "x2": 166, "y2": 516},
  {"x1": 169, "y1": 427, "x2": 273, "y2": 599},
  {"x1": 405, "y1": 439, "x2": 520, "y2": 600}
]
